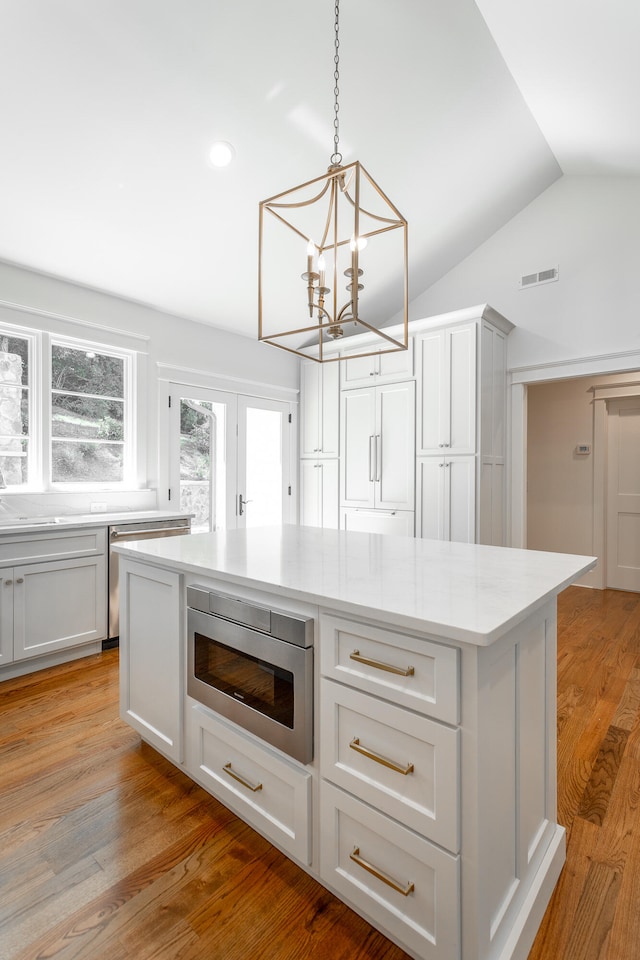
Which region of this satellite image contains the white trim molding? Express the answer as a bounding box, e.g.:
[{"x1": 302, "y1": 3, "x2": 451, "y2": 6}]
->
[{"x1": 156, "y1": 361, "x2": 299, "y2": 402}]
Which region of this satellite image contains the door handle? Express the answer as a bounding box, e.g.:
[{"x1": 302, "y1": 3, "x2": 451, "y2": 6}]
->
[
  {"x1": 375, "y1": 434, "x2": 381, "y2": 482},
  {"x1": 237, "y1": 494, "x2": 253, "y2": 516},
  {"x1": 369, "y1": 436, "x2": 376, "y2": 482}
]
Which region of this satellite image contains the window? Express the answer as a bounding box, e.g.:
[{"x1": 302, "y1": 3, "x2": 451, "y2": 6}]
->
[
  {"x1": 51, "y1": 342, "x2": 127, "y2": 483},
  {"x1": 0, "y1": 331, "x2": 32, "y2": 486},
  {"x1": 0, "y1": 324, "x2": 134, "y2": 490}
]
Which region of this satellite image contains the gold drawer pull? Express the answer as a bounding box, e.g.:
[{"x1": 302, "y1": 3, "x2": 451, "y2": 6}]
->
[
  {"x1": 223, "y1": 762, "x2": 263, "y2": 793},
  {"x1": 350, "y1": 847, "x2": 415, "y2": 897},
  {"x1": 349, "y1": 737, "x2": 414, "y2": 776},
  {"x1": 350, "y1": 650, "x2": 415, "y2": 677}
]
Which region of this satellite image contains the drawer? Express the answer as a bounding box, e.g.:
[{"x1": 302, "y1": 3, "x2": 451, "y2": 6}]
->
[
  {"x1": 187, "y1": 703, "x2": 312, "y2": 865},
  {"x1": 320, "y1": 614, "x2": 459, "y2": 724},
  {"x1": 320, "y1": 781, "x2": 460, "y2": 960},
  {"x1": 321, "y1": 679, "x2": 459, "y2": 852},
  {"x1": 0, "y1": 527, "x2": 106, "y2": 566}
]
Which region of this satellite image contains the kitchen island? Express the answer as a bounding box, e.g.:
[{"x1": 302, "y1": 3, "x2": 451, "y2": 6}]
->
[{"x1": 115, "y1": 525, "x2": 595, "y2": 960}]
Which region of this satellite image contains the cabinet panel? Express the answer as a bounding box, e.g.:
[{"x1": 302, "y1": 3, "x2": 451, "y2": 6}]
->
[
  {"x1": 300, "y1": 360, "x2": 340, "y2": 458},
  {"x1": 321, "y1": 614, "x2": 459, "y2": 725},
  {"x1": 416, "y1": 324, "x2": 475, "y2": 456},
  {"x1": 340, "y1": 341, "x2": 413, "y2": 389},
  {"x1": 0, "y1": 527, "x2": 106, "y2": 565},
  {"x1": 417, "y1": 456, "x2": 475, "y2": 544},
  {"x1": 340, "y1": 508, "x2": 414, "y2": 537},
  {"x1": 320, "y1": 781, "x2": 460, "y2": 960},
  {"x1": 321, "y1": 679, "x2": 459, "y2": 851},
  {"x1": 377, "y1": 381, "x2": 415, "y2": 509},
  {"x1": 13, "y1": 554, "x2": 107, "y2": 660},
  {"x1": 341, "y1": 382, "x2": 415, "y2": 512},
  {"x1": 300, "y1": 460, "x2": 339, "y2": 529},
  {"x1": 0, "y1": 569, "x2": 14, "y2": 664},
  {"x1": 187, "y1": 703, "x2": 312, "y2": 864},
  {"x1": 119, "y1": 559, "x2": 183, "y2": 763},
  {"x1": 341, "y1": 388, "x2": 376, "y2": 507}
]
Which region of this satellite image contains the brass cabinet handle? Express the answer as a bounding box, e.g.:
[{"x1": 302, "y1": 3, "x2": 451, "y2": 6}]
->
[
  {"x1": 223, "y1": 762, "x2": 262, "y2": 793},
  {"x1": 16, "y1": 578, "x2": 24, "y2": 583},
  {"x1": 350, "y1": 847, "x2": 414, "y2": 897},
  {"x1": 349, "y1": 737, "x2": 414, "y2": 776},
  {"x1": 350, "y1": 649, "x2": 415, "y2": 677}
]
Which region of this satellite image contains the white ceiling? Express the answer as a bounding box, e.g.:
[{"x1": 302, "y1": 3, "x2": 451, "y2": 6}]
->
[{"x1": 0, "y1": 1, "x2": 636, "y2": 338}]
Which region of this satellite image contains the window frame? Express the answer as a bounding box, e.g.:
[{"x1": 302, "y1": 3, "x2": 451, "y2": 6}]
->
[
  {"x1": 47, "y1": 334, "x2": 135, "y2": 490},
  {"x1": 0, "y1": 322, "x2": 137, "y2": 492}
]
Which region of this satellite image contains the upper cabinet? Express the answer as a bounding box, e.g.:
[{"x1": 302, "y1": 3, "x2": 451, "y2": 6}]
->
[
  {"x1": 340, "y1": 340, "x2": 414, "y2": 389},
  {"x1": 300, "y1": 360, "x2": 340, "y2": 459},
  {"x1": 416, "y1": 323, "x2": 476, "y2": 457}
]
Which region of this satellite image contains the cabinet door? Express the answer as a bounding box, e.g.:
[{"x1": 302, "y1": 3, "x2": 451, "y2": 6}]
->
[
  {"x1": 416, "y1": 323, "x2": 476, "y2": 456},
  {"x1": 341, "y1": 342, "x2": 414, "y2": 388},
  {"x1": 300, "y1": 360, "x2": 322, "y2": 457},
  {"x1": 417, "y1": 456, "x2": 475, "y2": 543},
  {"x1": 119, "y1": 559, "x2": 183, "y2": 763},
  {"x1": 341, "y1": 508, "x2": 414, "y2": 537},
  {"x1": 341, "y1": 387, "x2": 376, "y2": 507},
  {"x1": 12, "y1": 555, "x2": 107, "y2": 660},
  {"x1": 300, "y1": 459, "x2": 339, "y2": 529},
  {"x1": 320, "y1": 362, "x2": 340, "y2": 457},
  {"x1": 300, "y1": 361, "x2": 340, "y2": 458},
  {"x1": 0, "y1": 569, "x2": 14, "y2": 664},
  {"x1": 376, "y1": 380, "x2": 415, "y2": 510}
]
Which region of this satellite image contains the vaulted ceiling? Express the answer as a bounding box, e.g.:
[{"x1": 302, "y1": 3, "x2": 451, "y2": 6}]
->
[{"x1": 0, "y1": 1, "x2": 637, "y2": 337}]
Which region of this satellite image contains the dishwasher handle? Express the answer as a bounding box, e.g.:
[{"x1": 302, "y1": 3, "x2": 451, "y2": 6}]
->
[{"x1": 110, "y1": 525, "x2": 191, "y2": 540}]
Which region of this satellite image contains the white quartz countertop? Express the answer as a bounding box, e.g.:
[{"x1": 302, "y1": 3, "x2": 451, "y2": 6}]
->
[
  {"x1": 0, "y1": 510, "x2": 192, "y2": 535},
  {"x1": 114, "y1": 525, "x2": 596, "y2": 645}
]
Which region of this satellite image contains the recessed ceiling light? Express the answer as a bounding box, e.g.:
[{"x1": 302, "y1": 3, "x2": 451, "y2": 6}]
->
[{"x1": 208, "y1": 141, "x2": 236, "y2": 168}]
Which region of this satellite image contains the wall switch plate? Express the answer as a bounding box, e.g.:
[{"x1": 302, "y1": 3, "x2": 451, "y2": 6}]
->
[
  {"x1": 90, "y1": 501, "x2": 108, "y2": 513},
  {"x1": 575, "y1": 444, "x2": 591, "y2": 455}
]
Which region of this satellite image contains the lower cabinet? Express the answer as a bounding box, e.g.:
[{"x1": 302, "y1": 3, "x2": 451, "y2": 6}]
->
[
  {"x1": 185, "y1": 701, "x2": 312, "y2": 865},
  {"x1": 0, "y1": 528, "x2": 107, "y2": 669},
  {"x1": 119, "y1": 558, "x2": 184, "y2": 763},
  {"x1": 320, "y1": 781, "x2": 460, "y2": 960},
  {"x1": 416, "y1": 456, "x2": 475, "y2": 543},
  {"x1": 300, "y1": 459, "x2": 339, "y2": 528},
  {"x1": 340, "y1": 507, "x2": 414, "y2": 537}
]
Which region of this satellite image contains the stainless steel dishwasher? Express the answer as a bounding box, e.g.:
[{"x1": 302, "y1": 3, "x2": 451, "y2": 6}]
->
[{"x1": 107, "y1": 516, "x2": 191, "y2": 646}]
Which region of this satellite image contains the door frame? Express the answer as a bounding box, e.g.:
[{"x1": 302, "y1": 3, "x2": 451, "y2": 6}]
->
[
  {"x1": 157, "y1": 370, "x2": 298, "y2": 526},
  {"x1": 509, "y1": 347, "x2": 640, "y2": 589}
]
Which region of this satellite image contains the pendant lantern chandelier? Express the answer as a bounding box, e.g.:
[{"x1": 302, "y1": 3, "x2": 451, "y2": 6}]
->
[{"x1": 258, "y1": 0, "x2": 408, "y2": 363}]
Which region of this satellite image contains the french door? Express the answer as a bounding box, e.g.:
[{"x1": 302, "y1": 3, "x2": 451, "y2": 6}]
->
[{"x1": 168, "y1": 385, "x2": 293, "y2": 533}]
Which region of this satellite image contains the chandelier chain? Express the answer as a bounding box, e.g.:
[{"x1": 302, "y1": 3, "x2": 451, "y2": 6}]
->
[{"x1": 331, "y1": 0, "x2": 342, "y2": 166}]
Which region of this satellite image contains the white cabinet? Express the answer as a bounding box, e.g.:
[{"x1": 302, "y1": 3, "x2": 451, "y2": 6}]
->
[
  {"x1": 300, "y1": 458, "x2": 339, "y2": 528},
  {"x1": 416, "y1": 455, "x2": 475, "y2": 543},
  {"x1": 415, "y1": 313, "x2": 511, "y2": 545},
  {"x1": 300, "y1": 360, "x2": 339, "y2": 458},
  {"x1": 119, "y1": 558, "x2": 184, "y2": 763},
  {"x1": 0, "y1": 527, "x2": 107, "y2": 669},
  {"x1": 416, "y1": 323, "x2": 476, "y2": 456},
  {"x1": 340, "y1": 507, "x2": 414, "y2": 537},
  {"x1": 185, "y1": 702, "x2": 312, "y2": 864},
  {"x1": 340, "y1": 381, "x2": 415, "y2": 512},
  {"x1": 13, "y1": 555, "x2": 106, "y2": 660},
  {"x1": 341, "y1": 340, "x2": 414, "y2": 389},
  {"x1": 319, "y1": 613, "x2": 461, "y2": 959}
]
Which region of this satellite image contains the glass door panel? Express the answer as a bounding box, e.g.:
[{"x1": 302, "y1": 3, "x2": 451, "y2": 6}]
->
[{"x1": 237, "y1": 397, "x2": 292, "y2": 528}]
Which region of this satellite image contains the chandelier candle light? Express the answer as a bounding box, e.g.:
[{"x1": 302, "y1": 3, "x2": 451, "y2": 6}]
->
[{"x1": 258, "y1": 0, "x2": 408, "y2": 363}]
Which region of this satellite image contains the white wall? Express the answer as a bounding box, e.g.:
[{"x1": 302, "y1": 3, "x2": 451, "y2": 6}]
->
[
  {"x1": 0, "y1": 260, "x2": 298, "y2": 512},
  {"x1": 405, "y1": 176, "x2": 640, "y2": 370}
]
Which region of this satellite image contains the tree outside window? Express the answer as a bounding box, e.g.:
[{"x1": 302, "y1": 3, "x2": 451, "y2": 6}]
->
[
  {"x1": 51, "y1": 343, "x2": 126, "y2": 483},
  {"x1": 0, "y1": 334, "x2": 30, "y2": 486}
]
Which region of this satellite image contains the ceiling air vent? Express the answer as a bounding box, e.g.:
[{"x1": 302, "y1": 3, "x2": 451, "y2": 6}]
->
[{"x1": 519, "y1": 266, "x2": 559, "y2": 289}]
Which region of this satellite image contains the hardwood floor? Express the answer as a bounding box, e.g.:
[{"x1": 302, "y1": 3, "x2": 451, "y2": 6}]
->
[{"x1": 1, "y1": 585, "x2": 639, "y2": 960}]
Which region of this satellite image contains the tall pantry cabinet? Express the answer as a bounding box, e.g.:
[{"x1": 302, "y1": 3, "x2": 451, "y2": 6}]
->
[
  {"x1": 299, "y1": 361, "x2": 340, "y2": 528},
  {"x1": 298, "y1": 305, "x2": 513, "y2": 545},
  {"x1": 415, "y1": 311, "x2": 512, "y2": 545}
]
